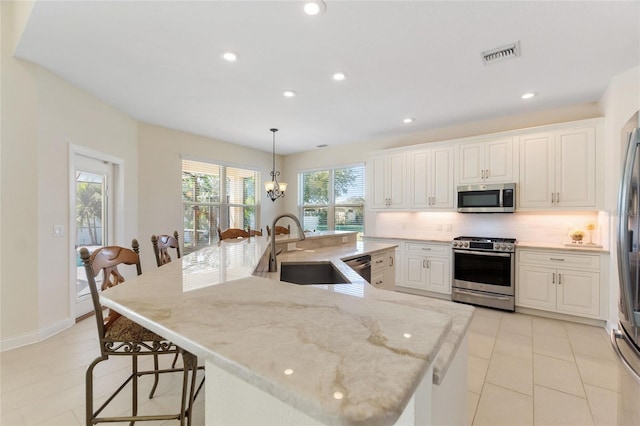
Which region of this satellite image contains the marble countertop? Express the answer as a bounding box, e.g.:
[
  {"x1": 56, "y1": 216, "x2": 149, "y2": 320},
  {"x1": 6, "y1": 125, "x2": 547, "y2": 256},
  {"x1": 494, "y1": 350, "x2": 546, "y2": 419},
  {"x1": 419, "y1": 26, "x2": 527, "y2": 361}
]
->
[
  {"x1": 366, "y1": 235, "x2": 610, "y2": 253},
  {"x1": 100, "y1": 232, "x2": 462, "y2": 425},
  {"x1": 516, "y1": 241, "x2": 609, "y2": 253}
]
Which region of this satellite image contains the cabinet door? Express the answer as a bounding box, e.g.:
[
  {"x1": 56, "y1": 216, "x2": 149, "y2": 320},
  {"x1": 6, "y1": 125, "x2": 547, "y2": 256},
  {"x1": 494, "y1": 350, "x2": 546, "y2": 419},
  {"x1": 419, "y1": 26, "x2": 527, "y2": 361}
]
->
[
  {"x1": 388, "y1": 153, "x2": 407, "y2": 208},
  {"x1": 458, "y1": 142, "x2": 485, "y2": 184},
  {"x1": 425, "y1": 256, "x2": 451, "y2": 294},
  {"x1": 409, "y1": 150, "x2": 431, "y2": 208},
  {"x1": 517, "y1": 265, "x2": 556, "y2": 310},
  {"x1": 484, "y1": 138, "x2": 514, "y2": 183},
  {"x1": 431, "y1": 146, "x2": 455, "y2": 208},
  {"x1": 519, "y1": 132, "x2": 555, "y2": 208},
  {"x1": 403, "y1": 254, "x2": 428, "y2": 290},
  {"x1": 555, "y1": 127, "x2": 596, "y2": 207},
  {"x1": 369, "y1": 156, "x2": 389, "y2": 209},
  {"x1": 556, "y1": 269, "x2": 599, "y2": 317},
  {"x1": 384, "y1": 252, "x2": 396, "y2": 290}
]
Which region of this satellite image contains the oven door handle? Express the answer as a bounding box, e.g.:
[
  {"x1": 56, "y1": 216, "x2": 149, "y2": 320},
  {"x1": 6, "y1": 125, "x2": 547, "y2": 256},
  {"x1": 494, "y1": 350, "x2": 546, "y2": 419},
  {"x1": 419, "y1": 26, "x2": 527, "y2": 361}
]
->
[
  {"x1": 453, "y1": 288, "x2": 512, "y2": 301},
  {"x1": 453, "y1": 249, "x2": 512, "y2": 258}
]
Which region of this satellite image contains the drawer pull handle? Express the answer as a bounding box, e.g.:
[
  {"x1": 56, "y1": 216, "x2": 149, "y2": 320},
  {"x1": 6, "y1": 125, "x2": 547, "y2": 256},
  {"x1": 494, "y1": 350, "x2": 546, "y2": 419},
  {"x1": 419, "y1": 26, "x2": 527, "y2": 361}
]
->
[
  {"x1": 389, "y1": 256, "x2": 394, "y2": 267},
  {"x1": 558, "y1": 273, "x2": 562, "y2": 285},
  {"x1": 550, "y1": 258, "x2": 565, "y2": 261},
  {"x1": 421, "y1": 248, "x2": 431, "y2": 251}
]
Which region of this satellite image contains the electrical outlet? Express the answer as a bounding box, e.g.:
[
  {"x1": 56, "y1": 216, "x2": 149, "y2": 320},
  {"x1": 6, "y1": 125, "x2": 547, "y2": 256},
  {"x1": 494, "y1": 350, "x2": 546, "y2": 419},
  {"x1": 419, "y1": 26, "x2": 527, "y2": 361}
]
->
[
  {"x1": 287, "y1": 243, "x2": 296, "y2": 251},
  {"x1": 445, "y1": 223, "x2": 452, "y2": 232},
  {"x1": 341, "y1": 236, "x2": 348, "y2": 243},
  {"x1": 437, "y1": 224, "x2": 443, "y2": 231},
  {"x1": 53, "y1": 225, "x2": 64, "y2": 237}
]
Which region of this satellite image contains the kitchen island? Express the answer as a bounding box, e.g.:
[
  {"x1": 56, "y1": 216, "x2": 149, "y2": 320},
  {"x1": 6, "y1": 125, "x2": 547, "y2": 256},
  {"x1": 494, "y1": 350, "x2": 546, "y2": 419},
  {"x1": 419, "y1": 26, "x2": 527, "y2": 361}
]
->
[{"x1": 99, "y1": 231, "x2": 472, "y2": 425}]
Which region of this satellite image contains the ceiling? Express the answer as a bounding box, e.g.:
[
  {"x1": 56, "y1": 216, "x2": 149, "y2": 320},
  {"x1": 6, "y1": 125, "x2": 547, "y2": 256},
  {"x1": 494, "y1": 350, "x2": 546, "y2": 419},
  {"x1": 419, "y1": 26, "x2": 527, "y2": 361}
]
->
[{"x1": 14, "y1": 1, "x2": 640, "y2": 155}]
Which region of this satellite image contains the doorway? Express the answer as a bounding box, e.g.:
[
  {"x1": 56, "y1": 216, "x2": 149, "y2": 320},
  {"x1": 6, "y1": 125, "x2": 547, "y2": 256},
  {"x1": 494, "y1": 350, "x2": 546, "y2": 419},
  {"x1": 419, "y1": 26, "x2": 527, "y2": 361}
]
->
[{"x1": 73, "y1": 154, "x2": 114, "y2": 318}]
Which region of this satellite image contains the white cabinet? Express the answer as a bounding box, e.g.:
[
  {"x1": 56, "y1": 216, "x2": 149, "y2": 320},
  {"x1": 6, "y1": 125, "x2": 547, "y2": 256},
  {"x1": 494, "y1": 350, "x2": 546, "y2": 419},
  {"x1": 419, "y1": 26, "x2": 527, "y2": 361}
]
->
[
  {"x1": 517, "y1": 249, "x2": 601, "y2": 318},
  {"x1": 371, "y1": 249, "x2": 396, "y2": 291},
  {"x1": 400, "y1": 242, "x2": 451, "y2": 295},
  {"x1": 519, "y1": 126, "x2": 596, "y2": 209},
  {"x1": 369, "y1": 152, "x2": 407, "y2": 209},
  {"x1": 409, "y1": 146, "x2": 455, "y2": 209},
  {"x1": 458, "y1": 137, "x2": 515, "y2": 184}
]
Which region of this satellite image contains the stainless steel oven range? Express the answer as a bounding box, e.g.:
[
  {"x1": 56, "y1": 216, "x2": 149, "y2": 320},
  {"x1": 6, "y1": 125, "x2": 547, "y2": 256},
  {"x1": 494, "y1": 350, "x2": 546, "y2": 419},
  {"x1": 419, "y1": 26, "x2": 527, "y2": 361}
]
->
[{"x1": 451, "y1": 236, "x2": 516, "y2": 311}]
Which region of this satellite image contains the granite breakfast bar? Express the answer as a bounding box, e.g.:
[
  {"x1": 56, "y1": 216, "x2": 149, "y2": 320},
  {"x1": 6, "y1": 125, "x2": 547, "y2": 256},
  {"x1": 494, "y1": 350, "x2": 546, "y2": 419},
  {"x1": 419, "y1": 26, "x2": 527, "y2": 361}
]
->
[{"x1": 99, "y1": 231, "x2": 473, "y2": 425}]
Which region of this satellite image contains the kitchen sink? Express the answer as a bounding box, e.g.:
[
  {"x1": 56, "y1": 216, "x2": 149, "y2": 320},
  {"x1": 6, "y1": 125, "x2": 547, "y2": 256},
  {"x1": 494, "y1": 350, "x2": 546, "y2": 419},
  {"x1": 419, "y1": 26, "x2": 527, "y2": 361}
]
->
[{"x1": 279, "y1": 261, "x2": 350, "y2": 285}]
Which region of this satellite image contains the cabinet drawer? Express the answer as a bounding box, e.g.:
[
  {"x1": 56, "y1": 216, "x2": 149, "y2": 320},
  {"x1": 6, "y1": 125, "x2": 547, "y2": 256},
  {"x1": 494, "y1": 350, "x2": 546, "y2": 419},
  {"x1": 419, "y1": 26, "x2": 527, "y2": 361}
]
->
[
  {"x1": 404, "y1": 242, "x2": 450, "y2": 256},
  {"x1": 371, "y1": 253, "x2": 387, "y2": 271},
  {"x1": 518, "y1": 250, "x2": 599, "y2": 270}
]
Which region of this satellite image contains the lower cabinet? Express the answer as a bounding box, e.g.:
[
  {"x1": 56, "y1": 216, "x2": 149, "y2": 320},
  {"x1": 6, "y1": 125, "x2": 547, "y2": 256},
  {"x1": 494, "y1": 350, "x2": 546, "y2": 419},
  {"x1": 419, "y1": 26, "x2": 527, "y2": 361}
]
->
[
  {"x1": 401, "y1": 242, "x2": 451, "y2": 295},
  {"x1": 517, "y1": 249, "x2": 601, "y2": 318},
  {"x1": 371, "y1": 249, "x2": 396, "y2": 291}
]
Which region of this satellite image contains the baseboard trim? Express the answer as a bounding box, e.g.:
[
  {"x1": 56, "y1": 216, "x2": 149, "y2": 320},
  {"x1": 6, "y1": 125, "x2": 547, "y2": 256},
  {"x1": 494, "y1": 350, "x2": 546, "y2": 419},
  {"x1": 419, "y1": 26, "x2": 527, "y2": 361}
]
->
[
  {"x1": 515, "y1": 306, "x2": 606, "y2": 327},
  {"x1": 0, "y1": 317, "x2": 74, "y2": 352}
]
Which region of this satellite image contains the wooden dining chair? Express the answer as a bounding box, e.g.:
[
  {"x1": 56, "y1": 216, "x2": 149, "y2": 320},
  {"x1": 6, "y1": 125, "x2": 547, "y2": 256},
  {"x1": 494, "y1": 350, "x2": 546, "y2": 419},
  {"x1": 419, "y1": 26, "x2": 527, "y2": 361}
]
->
[
  {"x1": 151, "y1": 231, "x2": 182, "y2": 369},
  {"x1": 218, "y1": 227, "x2": 250, "y2": 240},
  {"x1": 247, "y1": 228, "x2": 263, "y2": 237},
  {"x1": 266, "y1": 224, "x2": 290, "y2": 236},
  {"x1": 151, "y1": 231, "x2": 181, "y2": 267},
  {"x1": 80, "y1": 240, "x2": 199, "y2": 425}
]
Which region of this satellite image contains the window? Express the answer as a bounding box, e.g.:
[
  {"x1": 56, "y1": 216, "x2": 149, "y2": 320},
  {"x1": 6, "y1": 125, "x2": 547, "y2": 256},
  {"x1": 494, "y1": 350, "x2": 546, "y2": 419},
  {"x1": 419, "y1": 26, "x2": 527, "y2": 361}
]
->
[
  {"x1": 182, "y1": 160, "x2": 259, "y2": 253},
  {"x1": 299, "y1": 165, "x2": 365, "y2": 238}
]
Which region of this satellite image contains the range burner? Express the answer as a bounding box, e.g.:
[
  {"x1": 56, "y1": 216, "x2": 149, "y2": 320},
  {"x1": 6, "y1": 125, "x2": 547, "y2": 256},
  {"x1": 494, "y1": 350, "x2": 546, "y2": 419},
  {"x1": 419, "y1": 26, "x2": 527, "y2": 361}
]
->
[{"x1": 452, "y1": 236, "x2": 516, "y2": 252}]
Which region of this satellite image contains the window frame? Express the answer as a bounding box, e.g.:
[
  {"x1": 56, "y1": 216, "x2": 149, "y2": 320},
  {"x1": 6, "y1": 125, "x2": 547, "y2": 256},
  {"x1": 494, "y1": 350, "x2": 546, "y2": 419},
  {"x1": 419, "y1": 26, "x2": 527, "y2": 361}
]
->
[
  {"x1": 298, "y1": 163, "x2": 365, "y2": 236},
  {"x1": 182, "y1": 158, "x2": 260, "y2": 252}
]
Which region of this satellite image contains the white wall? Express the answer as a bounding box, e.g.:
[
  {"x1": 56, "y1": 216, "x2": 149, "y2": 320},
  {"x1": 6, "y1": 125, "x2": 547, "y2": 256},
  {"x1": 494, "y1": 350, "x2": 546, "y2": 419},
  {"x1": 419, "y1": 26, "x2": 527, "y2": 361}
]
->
[
  {"x1": 137, "y1": 122, "x2": 284, "y2": 270},
  {"x1": 598, "y1": 66, "x2": 640, "y2": 329},
  {"x1": 1, "y1": 1, "x2": 139, "y2": 350}
]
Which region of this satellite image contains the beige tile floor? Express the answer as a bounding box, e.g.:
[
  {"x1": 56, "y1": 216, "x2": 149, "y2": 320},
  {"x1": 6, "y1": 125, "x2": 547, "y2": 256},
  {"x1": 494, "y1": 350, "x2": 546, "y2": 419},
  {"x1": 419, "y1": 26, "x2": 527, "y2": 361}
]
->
[
  {"x1": 468, "y1": 307, "x2": 620, "y2": 426},
  {"x1": 0, "y1": 307, "x2": 621, "y2": 425}
]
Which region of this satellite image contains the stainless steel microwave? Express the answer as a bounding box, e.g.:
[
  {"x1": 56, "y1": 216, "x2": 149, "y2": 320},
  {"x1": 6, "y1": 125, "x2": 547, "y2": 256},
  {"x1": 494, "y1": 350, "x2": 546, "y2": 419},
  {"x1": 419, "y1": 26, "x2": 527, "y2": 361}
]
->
[{"x1": 457, "y1": 183, "x2": 516, "y2": 213}]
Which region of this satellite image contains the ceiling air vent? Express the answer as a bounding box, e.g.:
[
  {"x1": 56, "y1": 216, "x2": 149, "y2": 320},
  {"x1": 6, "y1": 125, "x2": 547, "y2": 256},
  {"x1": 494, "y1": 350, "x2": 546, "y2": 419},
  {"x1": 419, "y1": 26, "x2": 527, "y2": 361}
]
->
[{"x1": 481, "y1": 41, "x2": 521, "y2": 65}]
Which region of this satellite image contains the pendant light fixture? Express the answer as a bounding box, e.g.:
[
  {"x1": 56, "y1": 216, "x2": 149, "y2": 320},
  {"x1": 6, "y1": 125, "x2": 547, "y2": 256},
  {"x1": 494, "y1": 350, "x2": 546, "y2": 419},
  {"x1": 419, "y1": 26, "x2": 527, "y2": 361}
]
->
[{"x1": 264, "y1": 128, "x2": 287, "y2": 201}]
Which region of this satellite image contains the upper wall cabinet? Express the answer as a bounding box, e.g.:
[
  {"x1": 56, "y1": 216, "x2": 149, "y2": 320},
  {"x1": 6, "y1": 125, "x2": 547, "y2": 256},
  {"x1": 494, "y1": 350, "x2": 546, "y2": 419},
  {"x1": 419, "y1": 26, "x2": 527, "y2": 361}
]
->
[
  {"x1": 369, "y1": 152, "x2": 407, "y2": 209},
  {"x1": 408, "y1": 145, "x2": 455, "y2": 209},
  {"x1": 519, "y1": 125, "x2": 597, "y2": 209},
  {"x1": 457, "y1": 137, "x2": 515, "y2": 185}
]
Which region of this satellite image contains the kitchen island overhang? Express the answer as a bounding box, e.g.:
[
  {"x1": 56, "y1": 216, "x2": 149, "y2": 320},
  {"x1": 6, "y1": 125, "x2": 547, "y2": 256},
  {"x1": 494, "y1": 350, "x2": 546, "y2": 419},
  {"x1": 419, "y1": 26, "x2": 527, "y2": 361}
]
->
[{"x1": 98, "y1": 232, "x2": 471, "y2": 425}]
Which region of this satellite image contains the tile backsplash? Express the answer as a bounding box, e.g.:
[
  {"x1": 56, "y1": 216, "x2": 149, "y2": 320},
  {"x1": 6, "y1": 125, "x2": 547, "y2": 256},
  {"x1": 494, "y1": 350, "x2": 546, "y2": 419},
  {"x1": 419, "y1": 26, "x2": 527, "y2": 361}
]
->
[{"x1": 369, "y1": 211, "x2": 609, "y2": 248}]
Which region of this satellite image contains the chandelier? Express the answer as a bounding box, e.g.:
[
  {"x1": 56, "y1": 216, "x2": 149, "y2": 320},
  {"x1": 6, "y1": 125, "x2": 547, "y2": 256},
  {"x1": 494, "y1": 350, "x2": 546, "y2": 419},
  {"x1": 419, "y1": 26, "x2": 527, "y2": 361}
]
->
[{"x1": 264, "y1": 128, "x2": 287, "y2": 201}]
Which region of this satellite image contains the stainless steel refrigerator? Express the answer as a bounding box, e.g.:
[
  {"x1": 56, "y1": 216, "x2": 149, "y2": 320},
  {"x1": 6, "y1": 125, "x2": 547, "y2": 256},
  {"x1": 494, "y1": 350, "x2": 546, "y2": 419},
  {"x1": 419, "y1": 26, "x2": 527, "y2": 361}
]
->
[{"x1": 613, "y1": 112, "x2": 640, "y2": 425}]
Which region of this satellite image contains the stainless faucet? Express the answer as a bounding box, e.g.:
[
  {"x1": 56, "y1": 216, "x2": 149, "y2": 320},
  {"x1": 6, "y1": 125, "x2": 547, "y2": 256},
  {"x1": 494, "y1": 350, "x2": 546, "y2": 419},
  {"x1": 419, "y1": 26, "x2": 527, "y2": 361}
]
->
[{"x1": 268, "y1": 213, "x2": 306, "y2": 272}]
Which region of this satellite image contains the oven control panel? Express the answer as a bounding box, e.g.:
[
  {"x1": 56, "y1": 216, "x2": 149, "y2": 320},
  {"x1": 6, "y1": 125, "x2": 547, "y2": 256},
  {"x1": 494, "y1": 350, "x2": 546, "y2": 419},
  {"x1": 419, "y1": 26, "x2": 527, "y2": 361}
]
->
[{"x1": 452, "y1": 237, "x2": 516, "y2": 253}]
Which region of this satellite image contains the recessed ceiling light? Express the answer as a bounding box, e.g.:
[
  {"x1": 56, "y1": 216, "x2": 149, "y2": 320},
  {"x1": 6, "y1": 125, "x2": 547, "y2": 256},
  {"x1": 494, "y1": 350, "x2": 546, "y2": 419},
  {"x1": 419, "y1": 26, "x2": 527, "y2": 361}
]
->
[
  {"x1": 403, "y1": 118, "x2": 415, "y2": 124},
  {"x1": 304, "y1": 1, "x2": 326, "y2": 16},
  {"x1": 332, "y1": 72, "x2": 347, "y2": 81},
  {"x1": 521, "y1": 92, "x2": 536, "y2": 99},
  {"x1": 283, "y1": 90, "x2": 298, "y2": 98},
  {"x1": 221, "y1": 52, "x2": 238, "y2": 62}
]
